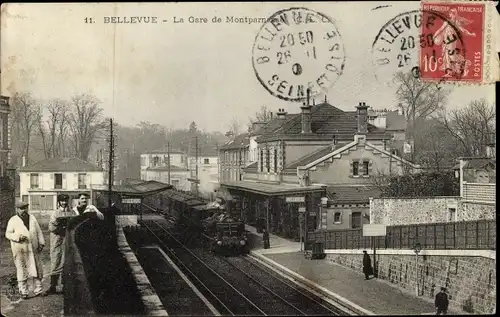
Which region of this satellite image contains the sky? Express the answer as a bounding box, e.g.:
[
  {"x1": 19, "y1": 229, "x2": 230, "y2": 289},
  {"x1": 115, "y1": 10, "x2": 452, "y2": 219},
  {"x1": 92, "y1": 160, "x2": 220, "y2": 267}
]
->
[{"x1": 1, "y1": 1, "x2": 498, "y2": 133}]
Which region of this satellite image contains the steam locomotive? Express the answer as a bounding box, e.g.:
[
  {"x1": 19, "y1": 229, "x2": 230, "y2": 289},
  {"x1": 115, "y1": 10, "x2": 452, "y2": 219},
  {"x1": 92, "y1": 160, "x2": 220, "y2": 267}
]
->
[{"x1": 150, "y1": 190, "x2": 249, "y2": 255}]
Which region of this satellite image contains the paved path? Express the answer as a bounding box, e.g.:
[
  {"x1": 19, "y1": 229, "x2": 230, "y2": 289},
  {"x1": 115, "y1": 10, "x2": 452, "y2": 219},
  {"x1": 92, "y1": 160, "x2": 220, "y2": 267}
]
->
[{"x1": 261, "y1": 251, "x2": 464, "y2": 315}]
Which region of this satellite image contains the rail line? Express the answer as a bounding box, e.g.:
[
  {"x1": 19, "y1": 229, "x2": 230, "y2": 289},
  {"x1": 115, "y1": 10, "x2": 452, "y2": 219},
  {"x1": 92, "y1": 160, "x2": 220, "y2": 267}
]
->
[{"x1": 142, "y1": 219, "x2": 265, "y2": 316}]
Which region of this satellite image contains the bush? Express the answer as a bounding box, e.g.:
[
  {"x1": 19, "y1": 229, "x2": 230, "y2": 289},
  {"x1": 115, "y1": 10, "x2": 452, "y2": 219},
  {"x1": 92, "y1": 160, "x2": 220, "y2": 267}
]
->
[{"x1": 382, "y1": 171, "x2": 459, "y2": 197}]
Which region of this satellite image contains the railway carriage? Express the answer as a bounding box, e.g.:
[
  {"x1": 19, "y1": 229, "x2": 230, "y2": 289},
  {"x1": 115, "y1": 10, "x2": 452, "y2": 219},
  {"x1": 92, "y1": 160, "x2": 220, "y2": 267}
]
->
[{"x1": 150, "y1": 189, "x2": 248, "y2": 255}]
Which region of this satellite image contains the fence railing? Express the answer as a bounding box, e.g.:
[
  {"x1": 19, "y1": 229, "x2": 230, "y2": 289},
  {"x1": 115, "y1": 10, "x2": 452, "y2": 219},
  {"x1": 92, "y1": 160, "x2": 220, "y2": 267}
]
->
[{"x1": 307, "y1": 219, "x2": 496, "y2": 250}]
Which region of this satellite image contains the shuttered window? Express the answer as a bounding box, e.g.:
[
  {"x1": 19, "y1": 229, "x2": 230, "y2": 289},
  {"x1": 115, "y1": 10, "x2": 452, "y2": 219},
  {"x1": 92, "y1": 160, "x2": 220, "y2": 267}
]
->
[
  {"x1": 352, "y1": 162, "x2": 359, "y2": 176},
  {"x1": 274, "y1": 148, "x2": 278, "y2": 172}
]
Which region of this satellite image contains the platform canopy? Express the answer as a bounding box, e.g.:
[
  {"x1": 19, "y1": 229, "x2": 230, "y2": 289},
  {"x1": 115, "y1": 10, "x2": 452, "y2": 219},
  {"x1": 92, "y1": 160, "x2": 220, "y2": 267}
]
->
[
  {"x1": 91, "y1": 180, "x2": 173, "y2": 198},
  {"x1": 221, "y1": 180, "x2": 326, "y2": 196}
]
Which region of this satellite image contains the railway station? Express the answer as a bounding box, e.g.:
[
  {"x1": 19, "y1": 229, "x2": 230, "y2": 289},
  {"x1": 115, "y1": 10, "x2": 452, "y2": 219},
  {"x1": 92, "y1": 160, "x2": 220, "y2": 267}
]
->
[{"x1": 3, "y1": 184, "x2": 468, "y2": 316}]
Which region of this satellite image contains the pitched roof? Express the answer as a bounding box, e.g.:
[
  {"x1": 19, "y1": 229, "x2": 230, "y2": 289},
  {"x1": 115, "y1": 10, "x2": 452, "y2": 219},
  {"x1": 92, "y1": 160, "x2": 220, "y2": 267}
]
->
[
  {"x1": 146, "y1": 164, "x2": 189, "y2": 172},
  {"x1": 219, "y1": 133, "x2": 250, "y2": 150},
  {"x1": 250, "y1": 115, "x2": 301, "y2": 136},
  {"x1": 285, "y1": 145, "x2": 337, "y2": 170},
  {"x1": 326, "y1": 185, "x2": 381, "y2": 203},
  {"x1": 257, "y1": 103, "x2": 389, "y2": 142},
  {"x1": 19, "y1": 157, "x2": 103, "y2": 172}
]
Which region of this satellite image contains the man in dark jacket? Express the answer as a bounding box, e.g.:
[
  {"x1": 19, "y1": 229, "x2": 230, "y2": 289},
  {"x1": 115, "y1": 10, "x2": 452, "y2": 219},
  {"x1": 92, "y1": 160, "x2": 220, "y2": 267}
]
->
[
  {"x1": 262, "y1": 228, "x2": 270, "y2": 249},
  {"x1": 362, "y1": 250, "x2": 373, "y2": 280},
  {"x1": 435, "y1": 287, "x2": 449, "y2": 315}
]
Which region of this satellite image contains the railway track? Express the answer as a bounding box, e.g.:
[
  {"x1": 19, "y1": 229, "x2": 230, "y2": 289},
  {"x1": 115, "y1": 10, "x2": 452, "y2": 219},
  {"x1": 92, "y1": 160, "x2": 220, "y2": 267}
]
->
[
  {"x1": 141, "y1": 219, "x2": 345, "y2": 316},
  {"x1": 142, "y1": 219, "x2": 266, "y2": 316}
]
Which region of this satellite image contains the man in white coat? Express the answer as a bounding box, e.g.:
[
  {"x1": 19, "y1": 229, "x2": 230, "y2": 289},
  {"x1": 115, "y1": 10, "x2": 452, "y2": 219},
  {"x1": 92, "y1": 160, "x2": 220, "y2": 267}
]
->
[
  {"x1": 5, "y1": 201, "x2": 45, "y2": 299},
  {"x1": 73, "y1": 192, "x2": 104, "y2": 220}
]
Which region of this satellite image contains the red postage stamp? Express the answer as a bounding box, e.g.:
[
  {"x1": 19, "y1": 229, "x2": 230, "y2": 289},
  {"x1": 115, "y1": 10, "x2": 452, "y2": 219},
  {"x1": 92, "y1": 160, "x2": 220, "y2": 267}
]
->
[{"x1": 419, "y1": 1, "x2": 485, "y2": 83}]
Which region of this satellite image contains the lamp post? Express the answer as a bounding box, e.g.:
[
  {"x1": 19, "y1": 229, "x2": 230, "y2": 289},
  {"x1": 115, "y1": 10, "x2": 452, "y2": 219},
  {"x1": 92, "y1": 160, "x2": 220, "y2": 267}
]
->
[{"x1": 414, "y1": 242, "x2": 422, "y2": 296}]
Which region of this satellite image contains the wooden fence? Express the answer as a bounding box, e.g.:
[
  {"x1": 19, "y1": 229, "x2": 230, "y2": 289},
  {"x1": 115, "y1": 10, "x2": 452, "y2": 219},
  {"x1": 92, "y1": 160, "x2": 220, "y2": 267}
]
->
[{"x1": 307, "y1": 219, "x2": 496, "y2": 250}]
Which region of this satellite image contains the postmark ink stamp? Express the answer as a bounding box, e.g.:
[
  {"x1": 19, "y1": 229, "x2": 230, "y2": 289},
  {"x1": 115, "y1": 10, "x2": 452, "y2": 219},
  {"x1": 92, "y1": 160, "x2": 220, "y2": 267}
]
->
[
  {"x1": 252, "y1": 7, "x2": 346, "y2": 102},
  {"x1": 372, "y1": 10, "x2": 424, "y2": 86},
  {"x1": 420, "y1": 1, "x2": 485, "y2": 83}
]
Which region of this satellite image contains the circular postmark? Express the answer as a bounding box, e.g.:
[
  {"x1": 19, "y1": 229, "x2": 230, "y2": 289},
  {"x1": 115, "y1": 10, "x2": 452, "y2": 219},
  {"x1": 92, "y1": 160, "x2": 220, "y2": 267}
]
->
[
  {"x1": 371, "y1": 9, "x2": 466, "y2": 85},
  {"x1": 252, "y1": 7, "x2": 346, "y2": 102}
]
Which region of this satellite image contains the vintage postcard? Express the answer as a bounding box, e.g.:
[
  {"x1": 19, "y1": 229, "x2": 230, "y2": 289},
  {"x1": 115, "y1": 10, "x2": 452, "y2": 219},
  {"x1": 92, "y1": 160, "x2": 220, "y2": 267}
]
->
[{"x1": 1, "y1": 1, "x2": 497, "y2": 317}]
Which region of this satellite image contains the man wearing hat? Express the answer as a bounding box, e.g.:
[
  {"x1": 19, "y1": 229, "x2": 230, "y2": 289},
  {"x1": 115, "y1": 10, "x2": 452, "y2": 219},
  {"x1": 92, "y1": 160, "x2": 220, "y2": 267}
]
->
[
  {"x1": 5, "y1": 201, "x2": 45, "y2": 299},
  {"x1": 43, "y1": 194, "x2": 78, "y2": 296}
]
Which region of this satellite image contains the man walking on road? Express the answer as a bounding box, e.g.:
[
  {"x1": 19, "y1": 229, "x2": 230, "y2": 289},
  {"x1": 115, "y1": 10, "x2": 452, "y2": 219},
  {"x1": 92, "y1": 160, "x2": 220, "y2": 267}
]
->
[
  {"x1": 262, "y1": 228, "x2": 270, "y2": 249},
  {"x1": 43, "y1": 194, "x2": 77, "y2": 296},
  {"x1": 5, "y1": 202, "x2": 45, "y2": 299},
  {"x1": 362, "y1": 250, "x2": 373, "y2": 280},
  {"x1": 435, "y1": 287, "x2": 449, "y2": 315}
]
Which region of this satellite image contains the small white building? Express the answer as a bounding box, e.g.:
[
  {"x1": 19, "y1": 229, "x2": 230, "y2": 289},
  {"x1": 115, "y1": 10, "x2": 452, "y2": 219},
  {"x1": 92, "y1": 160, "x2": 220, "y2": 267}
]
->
[
  {"x1": 143, "y1": 165, "x2": 191, "y2": 191},
  {"x1": 188, "y1": 154, "x2": 219, "y2": 196},
  {"x1": 19, "y1": 157, "x2": 105, "y2": 213},
  {"x1": 140, "y1": 148, "x2": 188, "y2": 180}
]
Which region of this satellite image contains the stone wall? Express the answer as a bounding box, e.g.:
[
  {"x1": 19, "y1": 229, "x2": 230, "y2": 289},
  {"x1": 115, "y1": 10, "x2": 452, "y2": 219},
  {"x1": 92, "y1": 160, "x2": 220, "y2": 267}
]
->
[
  {"x1": 370, "y1": 196, "x2": 495, "y2": 226},
  {"x1": 369, "y1": 197, "x2": 460, "y2": 225},
  {"x1": 326, "y1": 252, "x2": 496, "y2": 314},
  {"x1": 460, "y1": 202, "x2": 496, "y2": 221}
]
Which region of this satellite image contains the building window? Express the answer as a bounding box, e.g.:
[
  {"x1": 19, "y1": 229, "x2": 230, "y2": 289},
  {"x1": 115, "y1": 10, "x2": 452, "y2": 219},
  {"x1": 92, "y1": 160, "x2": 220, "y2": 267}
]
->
[
  {"x1": 153, "y1": 156, "x2": 159, "y2": 166},
  {"x1": 78, "y1": 173, "x2": 87, "y2": 189},
  {"x1": 352, "y1": 162, "x2": 359, "y2": 176},
  {"x1": 266, "y1": 148, "x2": 270, "y2": 172},
  {"x1": 30, "y1": 173, "x2": 39, "y2": 189},
  {"x1": 22, "y1": 195, "x2": 28, "y2": 202},
  {"x1": 333, "y1": 212, "x2": 342, "y2": 223},
  {"x1": 274, "y1": 148, "x2": 278, "y2": 172},
  {"x1": 204, "y1": 158, "x2": 209, "y2": 164},
  {"x1": 448, "y1": 208, "x2": 456, "y2": 222},
  {"x1": 54, "y1": 173, "x2": 63, "y2": 189},
  {"x1": 260, "y1": 150, "x2": 264, "y2": 172},
  {"x1": 363, "y1": 161, "x2": 369, "y2": 176}
]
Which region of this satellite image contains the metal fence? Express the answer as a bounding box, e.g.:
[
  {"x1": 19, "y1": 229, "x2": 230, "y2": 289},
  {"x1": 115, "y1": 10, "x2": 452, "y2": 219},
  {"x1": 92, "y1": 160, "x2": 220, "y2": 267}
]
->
[{"x1": 307, "y1": 219, "x2": 496, "y2": 250}]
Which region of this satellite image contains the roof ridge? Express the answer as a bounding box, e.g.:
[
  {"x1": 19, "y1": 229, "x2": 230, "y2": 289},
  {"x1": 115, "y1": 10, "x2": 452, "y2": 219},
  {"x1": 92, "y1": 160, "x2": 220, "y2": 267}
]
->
[{"x1": 285, "y1": 145, "x2": 332, "y2": 169}]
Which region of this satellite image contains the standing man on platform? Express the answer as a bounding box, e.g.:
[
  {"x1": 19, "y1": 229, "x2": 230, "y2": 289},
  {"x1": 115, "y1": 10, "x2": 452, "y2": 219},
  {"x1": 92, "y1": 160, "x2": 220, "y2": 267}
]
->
[
  {"x1": 5, "y1": 202, "x2": 45, "y2": 299},
  {"x1": 262, "y1": 228, "x2": 270, "y2": 249},
  {"x1": 362, "y1": 250, "x2": 373, "y2": 280},
  {"x1": 43, "y1": 194, "x2": 77, "y2": 296},
  {"x1": 435, "y1": 287, "x2": 449, "y2": 315}
]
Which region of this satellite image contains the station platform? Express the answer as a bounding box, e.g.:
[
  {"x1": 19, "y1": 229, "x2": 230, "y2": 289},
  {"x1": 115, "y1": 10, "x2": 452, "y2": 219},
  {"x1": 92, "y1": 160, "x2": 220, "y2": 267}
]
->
[
  {"x1": 247, "y1": 231, "x2": 465, "y2": 315},
  {"x1": 245, "y1": 224, "x2": 302, "y2": 254}
]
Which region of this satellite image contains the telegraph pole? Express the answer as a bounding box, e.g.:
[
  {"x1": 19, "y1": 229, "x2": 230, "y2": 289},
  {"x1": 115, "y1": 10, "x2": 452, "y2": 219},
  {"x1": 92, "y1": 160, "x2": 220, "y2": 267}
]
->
[
  {"x1": 195, "y1": 135, "x2": 199, "y2": 197},
  {"x1": 107, "y1": 118, "x2": 114, "y2": 208},
  {"x1": 167, "y1": 142, "x2": 171, "y2": 184}
]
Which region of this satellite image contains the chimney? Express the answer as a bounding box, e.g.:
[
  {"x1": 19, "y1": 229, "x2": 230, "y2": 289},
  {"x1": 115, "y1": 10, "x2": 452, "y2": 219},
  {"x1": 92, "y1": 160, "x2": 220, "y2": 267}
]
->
[
  {"x1": 356, "y1": 101, "x2": 369, "y2": 135},
  {"x1": 22, "y1": 156, "x2": 26, "y2": 167},
  {"x1": 276, "y1": 108, "x2": 287, "y2": 119},
  {"x1": 300, "y1": 89, "x2": 313, "y2": 134},
  {"x1": 251, "y1": 121, "x2": 267, "y2": 133}
]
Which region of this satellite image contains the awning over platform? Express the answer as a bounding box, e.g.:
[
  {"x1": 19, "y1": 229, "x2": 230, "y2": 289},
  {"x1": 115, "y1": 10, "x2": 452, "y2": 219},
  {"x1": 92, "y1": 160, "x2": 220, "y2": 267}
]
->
[
  {"x1": 91, "y1": 180, "x2": 173, "y2": 197},
  {"x1": 220, "y1": 181, "x2": 326, "y2": 196}
]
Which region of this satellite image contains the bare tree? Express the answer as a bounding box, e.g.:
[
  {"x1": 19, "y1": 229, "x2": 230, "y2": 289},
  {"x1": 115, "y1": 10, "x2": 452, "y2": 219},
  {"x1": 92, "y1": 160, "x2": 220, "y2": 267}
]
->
[
  {"x1": 67, "y1": 93, "x2": 106, "y2": 161},
  {"x1": 440, "y1": 99, "x2": 496, "y2": 157},
  {"x1": 393, "y1": 71, "x2": 451, "y2": 134},
  {"x1": 10, "y1": 92, "x2": 40, "y2": 165},
  {"x1": 38, "y1": 99, "x2": 69, "y2": 158},
  {"x1": 247, "y1": 105, "x2": 274, "y2": 131},
  {"x1": 413, "y1": 119, "x2": 460, "y2": 171},
  {"x1": 227, "y1": 117, "x2": 240, "y2": 136}
]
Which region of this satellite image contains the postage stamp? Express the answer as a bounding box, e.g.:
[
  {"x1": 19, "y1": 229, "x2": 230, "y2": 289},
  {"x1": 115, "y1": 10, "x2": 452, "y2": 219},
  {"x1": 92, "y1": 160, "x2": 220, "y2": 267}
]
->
[
  {"x1": 371, "y1": 0, "x2": 498, "y2": 85},
  {"x1": 252, "y1": 7, "x2": 346, "y2": 102},
  {"x1": 419, "y1": 0, "x2": 485, "y2": 83}
]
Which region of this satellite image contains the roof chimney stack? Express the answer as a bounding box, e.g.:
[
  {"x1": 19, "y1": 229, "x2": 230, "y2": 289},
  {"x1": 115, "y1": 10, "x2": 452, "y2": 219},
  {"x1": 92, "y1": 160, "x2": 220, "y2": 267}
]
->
[
  {"x1": 300, "y1": 89, "x2": 313, "y2": 134},
  {"x1": 277, "y1": 108, "x2": 287, "y2": 119},
  {"x1": 356, "y1": 101, "x2": 369, "y2": 135}
]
